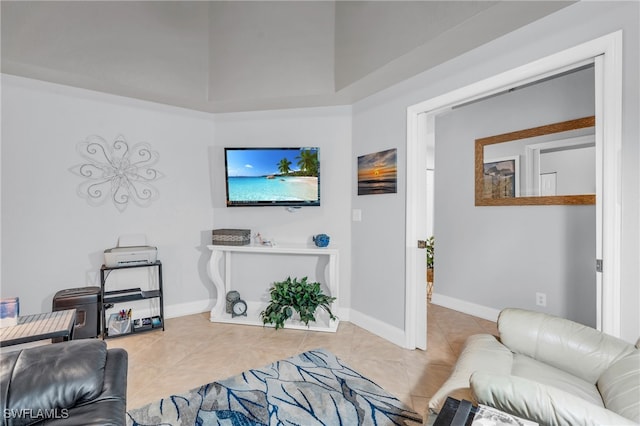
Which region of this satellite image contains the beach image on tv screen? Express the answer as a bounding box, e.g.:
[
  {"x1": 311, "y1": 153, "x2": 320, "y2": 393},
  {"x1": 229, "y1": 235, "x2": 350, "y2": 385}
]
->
[{"x1": 226, "y1": 148, "x2": 319, "y2": 203}]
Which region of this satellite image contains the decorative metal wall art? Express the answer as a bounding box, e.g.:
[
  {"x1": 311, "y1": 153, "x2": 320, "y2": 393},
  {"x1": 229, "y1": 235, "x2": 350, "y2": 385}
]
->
[{"x1": 70, "y1": 135, "x2": 163, "y2": 212}]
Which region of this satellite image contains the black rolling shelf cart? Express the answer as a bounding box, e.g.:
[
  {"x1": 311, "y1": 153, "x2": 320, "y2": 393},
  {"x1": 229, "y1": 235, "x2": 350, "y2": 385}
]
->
[{"x1": 100, "y1": 261, "x2": 165, "y2": 338}]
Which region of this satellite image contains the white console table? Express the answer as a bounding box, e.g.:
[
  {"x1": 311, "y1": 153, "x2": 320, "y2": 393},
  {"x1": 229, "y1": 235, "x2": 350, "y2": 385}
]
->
[{"x1": 206, "y1": 244, "x2": 339, "y2": 332}]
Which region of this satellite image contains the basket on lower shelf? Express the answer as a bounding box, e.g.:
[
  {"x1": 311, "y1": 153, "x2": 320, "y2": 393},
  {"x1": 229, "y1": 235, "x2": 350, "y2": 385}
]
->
[
  {"x1": 212, "y1": 229, "x2": 251, "y2": 246},
  {"x1": 108, "y1": 314, "x2": 131, "y2": 336}
]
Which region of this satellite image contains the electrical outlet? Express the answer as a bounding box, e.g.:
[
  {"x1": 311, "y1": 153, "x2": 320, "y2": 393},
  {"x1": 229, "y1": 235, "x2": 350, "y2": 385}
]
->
[{"x1": 536, "y1": 292, "x2": 547, "y2": 307}]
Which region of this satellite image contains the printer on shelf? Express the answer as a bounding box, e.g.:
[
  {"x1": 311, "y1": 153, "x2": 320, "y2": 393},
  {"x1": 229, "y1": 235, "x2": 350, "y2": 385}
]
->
[{"x1": 104, "y1": 234, "x2": 157, "y2": 267}]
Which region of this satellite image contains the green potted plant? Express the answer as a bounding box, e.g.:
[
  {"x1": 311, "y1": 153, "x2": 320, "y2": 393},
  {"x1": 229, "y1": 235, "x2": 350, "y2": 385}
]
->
[
  {"x1": 260, "y1": 276, "x2": 336, "y2": 330},
  {"x1": 426, "y1": 236, "x2": 434, "y2": 273}
]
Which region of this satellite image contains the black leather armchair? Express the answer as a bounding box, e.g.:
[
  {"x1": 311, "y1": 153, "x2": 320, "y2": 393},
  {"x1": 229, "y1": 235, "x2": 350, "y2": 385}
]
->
[{"x1": 1, "y1": 339, "x2": 127, "y2": 426}]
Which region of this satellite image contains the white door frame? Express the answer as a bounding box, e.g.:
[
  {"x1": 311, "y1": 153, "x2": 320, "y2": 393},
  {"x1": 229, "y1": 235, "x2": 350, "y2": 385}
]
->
[{"x1": 405, "y1": 31, "x2": 622, "y2": 349}]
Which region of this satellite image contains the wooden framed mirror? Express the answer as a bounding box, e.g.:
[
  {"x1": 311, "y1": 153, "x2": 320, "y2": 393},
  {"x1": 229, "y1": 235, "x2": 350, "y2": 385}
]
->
[{"x1": 475, "y1": 116, "x2": 596, "y2": 206}]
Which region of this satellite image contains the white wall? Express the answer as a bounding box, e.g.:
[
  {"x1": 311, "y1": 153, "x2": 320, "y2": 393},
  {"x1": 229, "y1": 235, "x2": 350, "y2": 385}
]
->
[
  {"x1": 210, "y1": 107, "x2": 352, "y2": 315},
  {"x1": 351, "y1": 1, "x2": 639, "y2": 343},
  {"x1": 1, "y1": 75, "x2": 215, "y2": 317},
  {"x1": 1, "y1": 78, "x2": 353, "y2": 324}
]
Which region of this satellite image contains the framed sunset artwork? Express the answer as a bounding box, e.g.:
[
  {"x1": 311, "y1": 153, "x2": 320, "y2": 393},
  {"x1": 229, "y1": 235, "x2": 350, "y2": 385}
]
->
[{"x1": 357, "y1": 148, "x2": 397, "y2": 195}]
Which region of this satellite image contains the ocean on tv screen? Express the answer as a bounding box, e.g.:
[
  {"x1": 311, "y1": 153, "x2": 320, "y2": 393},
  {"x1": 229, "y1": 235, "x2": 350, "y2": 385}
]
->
[{"x1": 228, "y1": 175, "x2": 318, "y2": 202}]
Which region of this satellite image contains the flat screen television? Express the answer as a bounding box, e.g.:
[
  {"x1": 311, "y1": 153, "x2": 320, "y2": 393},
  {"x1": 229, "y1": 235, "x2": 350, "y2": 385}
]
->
[{"x1": 224, "y1": 147, "x2": 320, "y2": 207}]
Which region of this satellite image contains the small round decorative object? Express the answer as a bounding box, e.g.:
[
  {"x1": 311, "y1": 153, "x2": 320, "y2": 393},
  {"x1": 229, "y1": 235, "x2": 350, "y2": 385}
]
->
[
  {"x1": 231, "y1": 299, "x2": 248, "y2": 317},
  {"x1": 313, "y1": 234, "x2": 330, "y2": 248},
  {"x1": 226, "y1": 291, "x2": 240, "y2": 314}
]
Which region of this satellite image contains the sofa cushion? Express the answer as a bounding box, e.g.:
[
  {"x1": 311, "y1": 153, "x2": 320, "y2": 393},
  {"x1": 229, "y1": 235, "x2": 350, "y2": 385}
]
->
[
  {"x1": 471, "y1": 371, "x2": 638, "y2": 426},
  {"x1": 1, "y1": 340, "x2": 107, "y2": 426},
  {"x1": 428, "y1": 334, "x2": 512, "y2": 412},
  {"x1": 512, "y1": 353, "x2": 603, "y2": 407},
  {"x1": 44, "y1": 348, "x2": 128, "y2": 426},
  {"x1": 597, "y1": 349, "x2": 640, "y2": 423},
  {"x1": 498, "y1": 308, "x2": 636, "y2": 383}
]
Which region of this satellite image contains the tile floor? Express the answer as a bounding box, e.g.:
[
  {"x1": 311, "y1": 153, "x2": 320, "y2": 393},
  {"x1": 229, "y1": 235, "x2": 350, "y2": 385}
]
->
[{"x1": 107, "y1": 303, "x2": 498, "y2": 424}]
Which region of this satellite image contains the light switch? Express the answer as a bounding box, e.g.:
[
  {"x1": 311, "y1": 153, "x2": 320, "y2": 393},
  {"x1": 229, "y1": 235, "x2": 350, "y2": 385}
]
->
[{"x1": 352, "y1": 209, "x2": 362, "y2": 222}]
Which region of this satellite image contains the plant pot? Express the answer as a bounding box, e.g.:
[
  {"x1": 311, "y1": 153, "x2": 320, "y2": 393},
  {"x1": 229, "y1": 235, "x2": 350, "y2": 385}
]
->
[
  {"x1": 426, "y1": 268, "x2": 434, "y2": 302},
  {"x1": 288, "y1": 308, "x2": 333, "y2": 327}
]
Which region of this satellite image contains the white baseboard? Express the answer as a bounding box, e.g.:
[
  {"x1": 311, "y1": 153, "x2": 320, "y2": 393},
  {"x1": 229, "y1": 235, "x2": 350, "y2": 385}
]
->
[
  {"x1": 159, "y1": 297, "x2": 498, "y2": 345},
  {"x1": 336, "y1": 306, "x2": 350, "y2": 322},
  {"x1": 164, "y1": 300, "x2": 349, "y2": 323},
  {"x1": 164, "y1": 299, "x2": 214, "y2": 319},
  {"x1": 349, "y1": 308, "x2": 406, "y2": 348},
  {"x1": 430, "y1": 293, "x2": 500, "y2": 322}
]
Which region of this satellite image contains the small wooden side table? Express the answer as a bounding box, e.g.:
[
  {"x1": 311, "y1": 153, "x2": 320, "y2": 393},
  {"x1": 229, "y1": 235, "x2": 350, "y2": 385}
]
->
[{"x1": 0, "y1": 309, "x2": 76, "y2": 347}]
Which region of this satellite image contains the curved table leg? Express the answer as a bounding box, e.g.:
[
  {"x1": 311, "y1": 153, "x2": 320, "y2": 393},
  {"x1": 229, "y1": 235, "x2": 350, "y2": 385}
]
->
[{"x1": 207, "y1": 248, "x2": 226, "y2": 321}]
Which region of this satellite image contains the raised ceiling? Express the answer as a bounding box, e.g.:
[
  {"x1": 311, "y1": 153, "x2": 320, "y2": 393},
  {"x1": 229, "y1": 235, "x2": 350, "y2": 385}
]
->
[{"x1": 1, "y1": 1, "x2": 573, "y2": 113}]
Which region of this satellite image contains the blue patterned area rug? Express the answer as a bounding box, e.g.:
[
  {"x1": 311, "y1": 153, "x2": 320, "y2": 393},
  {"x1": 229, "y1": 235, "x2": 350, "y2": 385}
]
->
[{"x1": 126, "y1": 348, "x2": 422, "y2": 426}]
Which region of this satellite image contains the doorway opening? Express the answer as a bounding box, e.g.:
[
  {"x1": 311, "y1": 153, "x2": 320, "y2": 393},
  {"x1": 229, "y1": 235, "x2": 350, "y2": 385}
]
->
[{"x1": 405, "y1": 32, "x2": 622, "y2": 350}]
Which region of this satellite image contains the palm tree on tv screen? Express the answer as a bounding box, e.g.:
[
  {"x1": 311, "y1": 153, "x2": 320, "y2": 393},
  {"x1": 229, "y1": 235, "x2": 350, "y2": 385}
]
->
[
  {"x1": 277, "y1": 158, "x2": 292, "y2": 175},
  {"x1": 296, "y1": 150, "x2": 318, "y2": 176}
]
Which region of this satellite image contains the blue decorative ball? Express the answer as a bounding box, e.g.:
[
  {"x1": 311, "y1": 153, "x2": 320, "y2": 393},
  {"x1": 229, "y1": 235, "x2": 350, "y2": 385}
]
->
[{"x1": 313, "y1": 234, "x2": 330, "y2": 247}]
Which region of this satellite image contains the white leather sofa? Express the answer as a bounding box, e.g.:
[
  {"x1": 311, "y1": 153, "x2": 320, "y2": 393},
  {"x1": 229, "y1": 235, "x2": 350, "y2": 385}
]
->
[{"x1": 429, "y1": 308, "x2": 639, "y2": 426}]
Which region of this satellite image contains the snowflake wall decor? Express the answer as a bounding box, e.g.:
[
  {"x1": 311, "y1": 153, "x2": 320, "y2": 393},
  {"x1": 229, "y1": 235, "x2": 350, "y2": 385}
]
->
[{"x1": 70, "y1": 135, "x2": 163, "y2": 212}]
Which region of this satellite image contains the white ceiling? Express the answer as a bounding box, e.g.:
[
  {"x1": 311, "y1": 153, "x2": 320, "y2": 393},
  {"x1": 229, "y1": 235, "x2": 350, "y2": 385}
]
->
[{"x1": 1, "y1": 1, "x2": 574, "y2": 113}]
